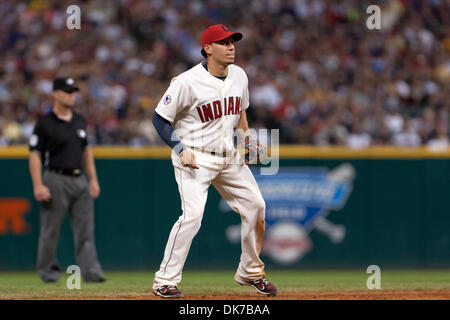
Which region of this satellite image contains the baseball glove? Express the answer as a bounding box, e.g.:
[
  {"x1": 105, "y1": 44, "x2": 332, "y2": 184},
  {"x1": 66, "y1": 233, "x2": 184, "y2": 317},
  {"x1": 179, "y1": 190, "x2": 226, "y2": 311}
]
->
[{"x1": 242, "y1": 136, "x2": 267, "y2": 165}]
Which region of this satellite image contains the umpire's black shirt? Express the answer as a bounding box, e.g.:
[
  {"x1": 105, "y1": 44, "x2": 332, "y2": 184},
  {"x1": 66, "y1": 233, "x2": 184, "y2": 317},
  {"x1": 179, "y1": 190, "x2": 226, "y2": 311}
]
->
[{"x1": 29, "y1": 109, "x2": 88, "y2": 170}]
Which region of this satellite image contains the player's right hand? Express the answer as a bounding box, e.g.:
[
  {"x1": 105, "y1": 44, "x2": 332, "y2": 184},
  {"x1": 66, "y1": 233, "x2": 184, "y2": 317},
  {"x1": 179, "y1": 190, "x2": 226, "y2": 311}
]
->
[
  {"x1": 179, "y1": 150, "x2": 199, "y2": 169},
  {"x1": 34, "y1": 184, "x2": 51, "y2": 202}
]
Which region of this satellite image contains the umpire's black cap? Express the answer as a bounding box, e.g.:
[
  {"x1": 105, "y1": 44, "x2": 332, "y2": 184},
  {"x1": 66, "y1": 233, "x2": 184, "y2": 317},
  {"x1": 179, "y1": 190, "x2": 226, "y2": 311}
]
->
[{"x1": 53, "y1": 77, "x2": 79, "y2": 93}]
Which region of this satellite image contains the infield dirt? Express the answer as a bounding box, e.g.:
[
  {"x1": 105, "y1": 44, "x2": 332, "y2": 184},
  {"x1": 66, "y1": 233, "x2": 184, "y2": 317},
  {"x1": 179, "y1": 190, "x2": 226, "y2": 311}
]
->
[{"x1": 19, "y1": 290, "x2": 450, "y2": 300}]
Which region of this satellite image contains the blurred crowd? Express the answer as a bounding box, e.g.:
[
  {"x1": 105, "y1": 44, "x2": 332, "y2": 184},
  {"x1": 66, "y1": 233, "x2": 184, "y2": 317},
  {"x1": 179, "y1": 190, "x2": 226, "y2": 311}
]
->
[{"x1": 0, "y1": 0, "x2": 449, "y2": 148}]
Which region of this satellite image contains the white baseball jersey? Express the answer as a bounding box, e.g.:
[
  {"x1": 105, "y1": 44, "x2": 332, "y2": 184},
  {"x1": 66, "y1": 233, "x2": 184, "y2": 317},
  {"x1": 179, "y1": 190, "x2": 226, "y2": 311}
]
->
[
  {"x1": 155, "y1": 63, "x2": 249, "y2": 155},
  {"x1": 153, "y1": 62, "x2": 267, "y2": 290}
]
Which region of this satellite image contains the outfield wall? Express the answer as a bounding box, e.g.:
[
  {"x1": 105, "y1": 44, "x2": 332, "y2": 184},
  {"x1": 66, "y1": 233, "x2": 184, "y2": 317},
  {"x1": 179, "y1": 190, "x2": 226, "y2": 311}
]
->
[{"x1": 0, "y1": 146, "x2": 449, "y2": 270}]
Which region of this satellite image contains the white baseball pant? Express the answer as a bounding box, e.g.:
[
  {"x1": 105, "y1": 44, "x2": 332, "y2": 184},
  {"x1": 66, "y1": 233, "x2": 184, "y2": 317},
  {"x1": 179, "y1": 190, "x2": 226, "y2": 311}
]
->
[{"x1": 153, "y1": 149, "x2": 266, "y2": 289}]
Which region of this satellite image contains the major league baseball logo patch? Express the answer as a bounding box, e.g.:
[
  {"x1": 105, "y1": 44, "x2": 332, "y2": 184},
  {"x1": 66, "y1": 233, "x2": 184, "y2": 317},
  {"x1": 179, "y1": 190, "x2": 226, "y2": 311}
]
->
[
  {"x1": 223, "y1": 163, "x2": 356, "y2": 265},
  {"x1": 163, "y1": 94, "x2": 172, "y2": 105}
]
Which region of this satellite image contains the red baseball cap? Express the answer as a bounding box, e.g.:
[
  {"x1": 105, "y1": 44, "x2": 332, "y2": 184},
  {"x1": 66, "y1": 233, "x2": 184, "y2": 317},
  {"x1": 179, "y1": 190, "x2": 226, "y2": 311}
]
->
[{"x1": 201, "y1": 24, "x2": 243, "y2": 57}]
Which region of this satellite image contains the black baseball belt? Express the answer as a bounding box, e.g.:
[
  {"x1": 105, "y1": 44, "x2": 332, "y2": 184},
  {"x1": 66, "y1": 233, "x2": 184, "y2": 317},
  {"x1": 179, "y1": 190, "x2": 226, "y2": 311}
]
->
[
  {"x1": 187, "y1": 146, "x2": 228, "y2": 157},
  {"x1": 48, "y1": 167, "x2": 82, "y2": 177}
]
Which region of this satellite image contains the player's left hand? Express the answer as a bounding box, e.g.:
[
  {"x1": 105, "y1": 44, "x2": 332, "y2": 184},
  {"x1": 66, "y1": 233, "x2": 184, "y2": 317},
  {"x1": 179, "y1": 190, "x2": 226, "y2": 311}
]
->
[{"x1": 90, "y1": 179, "x2": 101, "y2": 198}]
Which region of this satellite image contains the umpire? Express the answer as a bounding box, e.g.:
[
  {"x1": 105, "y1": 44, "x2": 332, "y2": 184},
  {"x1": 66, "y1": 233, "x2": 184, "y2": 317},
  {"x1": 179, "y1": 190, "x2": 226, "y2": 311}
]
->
[{"x1": 28, "y1": 77, "x2": 105, "y2": 283}]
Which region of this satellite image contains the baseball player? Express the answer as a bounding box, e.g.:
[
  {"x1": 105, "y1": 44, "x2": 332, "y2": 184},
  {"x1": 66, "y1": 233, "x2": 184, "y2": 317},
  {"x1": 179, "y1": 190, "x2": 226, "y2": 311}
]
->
[{"x1": 151, "y1": 25, "x2": 277, "y2": 298}]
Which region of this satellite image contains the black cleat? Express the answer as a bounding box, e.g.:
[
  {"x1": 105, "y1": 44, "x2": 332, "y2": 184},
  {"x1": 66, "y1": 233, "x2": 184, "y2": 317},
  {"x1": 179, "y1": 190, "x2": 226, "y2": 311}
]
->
[
  {"x1": 236, "y1": 277, "x2": 278, "y2": 296},
  {"x1": 153, "y1": 285, "x2": 184, "y2": 298},
  {"x1": 42, "y1": 277, "x2": 59, "y2": 283},
  {"x1": 84, "y1": 277, "x2": 107, "y2": 283},
  {"x1": 83, "y1": 273, "x2": 107, "y2": 283}
]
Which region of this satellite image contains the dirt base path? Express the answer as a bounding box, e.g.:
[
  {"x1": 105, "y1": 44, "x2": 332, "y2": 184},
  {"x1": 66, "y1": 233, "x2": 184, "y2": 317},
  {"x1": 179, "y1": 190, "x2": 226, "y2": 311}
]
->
[{"x1": 23, "y1": 290, "x2": 450, "y2": 300}]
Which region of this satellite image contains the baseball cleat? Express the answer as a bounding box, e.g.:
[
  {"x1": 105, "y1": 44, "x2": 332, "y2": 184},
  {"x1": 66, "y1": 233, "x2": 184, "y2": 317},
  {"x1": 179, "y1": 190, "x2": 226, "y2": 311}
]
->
[
  {"x1": 236, "y1": 277, "x2": 278, "y2": 296},
  {"x1": 153, "y1": 285, "x2": 184, "y2": 298}
]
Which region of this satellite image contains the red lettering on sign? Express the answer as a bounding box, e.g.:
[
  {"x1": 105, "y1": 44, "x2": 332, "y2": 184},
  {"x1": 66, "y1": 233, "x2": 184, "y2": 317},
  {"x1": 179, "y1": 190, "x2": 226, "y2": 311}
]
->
[{"x1": 0, "y1": 198, "x2": 30, "y2": 235}]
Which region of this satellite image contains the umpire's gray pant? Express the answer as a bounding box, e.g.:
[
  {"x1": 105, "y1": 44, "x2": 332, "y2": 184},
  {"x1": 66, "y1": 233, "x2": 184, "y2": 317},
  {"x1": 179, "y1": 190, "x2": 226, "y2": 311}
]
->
[{"x1": 37, "y1": 170, "x2": 104, "y2": 282}]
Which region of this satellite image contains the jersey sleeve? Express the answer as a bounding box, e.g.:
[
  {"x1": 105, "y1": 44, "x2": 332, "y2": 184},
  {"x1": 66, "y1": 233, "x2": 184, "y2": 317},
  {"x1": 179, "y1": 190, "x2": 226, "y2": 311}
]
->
[
  {"x1": 29, "y1": 119, "x2": 47, "y2": 153},
  {"x1": 241, "y1": 70, "x2": 250, "y2": 111},
  {"x1": 155, "y1": 77, "x2": 190, "y2": 123},
  {"x1": 242, "y1": 86, "x2": 250, "y2": 111}
]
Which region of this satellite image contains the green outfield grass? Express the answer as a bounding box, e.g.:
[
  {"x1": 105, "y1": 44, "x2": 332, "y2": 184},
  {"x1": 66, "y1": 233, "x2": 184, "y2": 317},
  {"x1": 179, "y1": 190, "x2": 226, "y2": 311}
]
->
[{"x1": 0, "y1": 270, "x2": 449, "y2": 299}]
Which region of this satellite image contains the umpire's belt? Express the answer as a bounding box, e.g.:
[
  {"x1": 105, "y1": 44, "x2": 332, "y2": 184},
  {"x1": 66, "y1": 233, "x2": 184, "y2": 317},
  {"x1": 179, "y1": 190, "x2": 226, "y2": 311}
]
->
[
  {"x1": 187, "y1": 146, "x2": 228, "y2": 157},
  {"x1": 48, "y1": 168, "x2": 82, "y2": 177}
]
